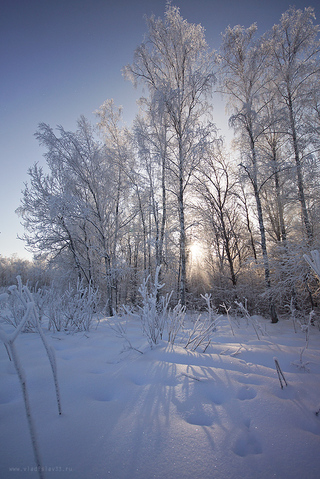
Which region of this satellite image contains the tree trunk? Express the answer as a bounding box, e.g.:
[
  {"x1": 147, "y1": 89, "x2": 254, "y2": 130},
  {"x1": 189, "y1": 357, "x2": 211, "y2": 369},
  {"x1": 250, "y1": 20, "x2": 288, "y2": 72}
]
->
[
  {"x1": 287, "y1": 93, "x2": 313, "y2": 241},
  {"x1": 220, "y1": 211, "x2": 237, "y2": 286},
  {"x1": 272, "y1": 144, "x2": 286, "y2": 243},
  {"x1": 250, "y1": 135, "x2": 278, "y2": 323},
  {"x1": 178, "y1": 182, "x2": 186, "y2": 305},
  {"x1": 178, "y1": 134, "x2": 187, "y2": 306}
]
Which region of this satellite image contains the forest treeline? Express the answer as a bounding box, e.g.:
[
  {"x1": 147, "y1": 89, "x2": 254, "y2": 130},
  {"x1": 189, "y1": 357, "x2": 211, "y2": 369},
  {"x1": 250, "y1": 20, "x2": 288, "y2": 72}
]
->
[{"x1": 3, "y1": 5, "x2": 320, "y2": 320}]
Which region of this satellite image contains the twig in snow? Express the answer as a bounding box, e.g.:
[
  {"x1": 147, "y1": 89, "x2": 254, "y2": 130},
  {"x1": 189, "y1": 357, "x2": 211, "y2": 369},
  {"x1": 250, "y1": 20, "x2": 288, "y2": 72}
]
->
[
  {"x1": 274, "y1": 357, "x2": 288, "y2": 389},
  {"x1": 220, "y1": 302, "x2": 235, "y2": 336},
  {"x1": 181, "y1": 373, "x2": 202, "y2": 381},
  {"x1": 235, "y1": 300, "x2": 263, "y2": 340},
  {"x1": 109, "y1": 320, "x2": 143, "y2": 354}
]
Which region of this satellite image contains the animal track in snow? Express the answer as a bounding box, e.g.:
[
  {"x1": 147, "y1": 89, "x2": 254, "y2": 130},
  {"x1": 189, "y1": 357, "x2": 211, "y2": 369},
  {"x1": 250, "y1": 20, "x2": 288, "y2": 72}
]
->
[
  {"x1": 236, "y1": 385, "x2": 257, "y2": 400},
  {"x1": 244, "y1": 417, "x2": 251, "y2": 428},
  {"x1": 204, "y1": 387, "x2": 227, "y2": 405},
  {"x1": 232, "y1": 420, "x2": 262, "y2": 457},
  {"x1": 92, "y1": 389, "x2": 114, "y2": 402},
  {"x1": 181, "y1": 405, "x2": 215, "y2": 426},
  {"x1": 232, "y1": 432, "x2": 262, "y2": 457},
  {"x1": 185, "y1": 412, "x2": 214, "y2": 426},
  {"x1": 129, "y1": 374, "x2": 149, "y2": 386}
]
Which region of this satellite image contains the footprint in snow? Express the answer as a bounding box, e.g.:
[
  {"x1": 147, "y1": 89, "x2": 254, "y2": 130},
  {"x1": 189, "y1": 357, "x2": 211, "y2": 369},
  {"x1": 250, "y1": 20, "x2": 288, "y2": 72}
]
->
[
  {"x1": 92, "y1": 389, "x2": 114, "y2": 402},
  {"x1": 182, "y1": 406, "x2": 215, "y2": 426},
  {"x1": 232, "y1": 422, "x2": 262, "y2": 457},
  {"x1": 236, "y1": 385, "x2": 257, "y2": 400},
  {"x1": 204, "y1": 387, "x2": 227, "y2": 405},
  {"x1": 129, "y1": 374, "x2": 149, "y2": 386}
]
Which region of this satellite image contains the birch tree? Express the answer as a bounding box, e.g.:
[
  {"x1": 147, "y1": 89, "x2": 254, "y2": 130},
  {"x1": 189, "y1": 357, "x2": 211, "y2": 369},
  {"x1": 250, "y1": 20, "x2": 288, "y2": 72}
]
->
[
  {"x1": 270, "y1": 6, "x2": 320, "y2": 242},
  {"x1": 133, "y1": 105, "x2": 170, "y2": 280},
  {"x1": 95, "y1": 100, "x2": 135, "y2": 311},
  {"x1": 220, "y1": 24, "x2": 278, "y2": 322},
  {"x1": 124, "y1": 4, "x2": 216, "y2": 305},
  {"x1": 18, "y1": 117, "x2": 126, "y2": 312},
  {"x1": 258, "y1": 89, "x2": 290, "y2": 244},
  {"x1": 195, "y1": 147, "x2": 243, "y2": 287}
]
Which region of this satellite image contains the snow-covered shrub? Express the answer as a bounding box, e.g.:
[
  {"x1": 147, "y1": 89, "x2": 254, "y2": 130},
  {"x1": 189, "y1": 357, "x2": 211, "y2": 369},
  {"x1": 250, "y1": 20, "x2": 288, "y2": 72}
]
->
[
  {"x1": 3, "y1": 286, "x2": 29, "y2": 329},
  {"x1": 30, "y1": 284, "x2": 48, "y2": 322},
  {"x1": 184, "y1": 296, "x2": 221, "y2": 352},
  {"x1": 63, "y1": 280, "x2": 99, "y2": 332},
  {"x1": 46, "y1": 280, "x2": 100, "y2": 332},
  {"x1": 1, "y1": 280, "x2": 50, "y2": 332},
  {"x1": 46, "y1": 290, "x2": 65, "y2": 332},
  {"x1": 167, "y1": 301, "x2": 185, "y2": 345},
  {"x1": 270, "y1": 242, "x2": 320, "y2": 314},
  {"x1": 137, "y1": 266, "x2": 170, "y2": 347},
  {"x1": 184, "y1": 313, "x2": 220, "y2": 352},
  {"x1": 2, "y1": 282, "x2": 36, "y2": 332}
]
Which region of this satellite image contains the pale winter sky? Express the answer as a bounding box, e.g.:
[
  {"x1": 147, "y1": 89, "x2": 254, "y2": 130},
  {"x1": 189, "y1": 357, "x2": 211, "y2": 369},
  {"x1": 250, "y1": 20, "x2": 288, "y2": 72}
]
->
[{"x1": 0, "y1": 0, "x2": 318, "y2": 259}]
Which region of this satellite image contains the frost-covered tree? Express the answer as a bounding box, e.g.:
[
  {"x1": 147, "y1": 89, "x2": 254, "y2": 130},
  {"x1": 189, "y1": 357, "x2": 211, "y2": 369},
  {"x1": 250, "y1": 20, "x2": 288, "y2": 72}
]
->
[
  {"x1": 220, "y1": 24, "x2": 278, "y2": 322},
  {"x1": 95, "y1": 100, "x2": 135, "y2": 311},
  {"x1": 194, "y1": 146, "x2": 244, "y2": 288},
  {"x1": 124, "y1": 4, "x2": 216, "y2": 305},
  {"x1": 269, "y1": 6, "x2": 320, "y2": 241},
  {"x1": 256, "y1": 84, "x2": 290, "y2": 244},
  {"x1": 132, "y1": 102, "x2": 171, "y2": 282},
  {"x1": 18, "y1": 117, "x2": 130, "y2": 312}
]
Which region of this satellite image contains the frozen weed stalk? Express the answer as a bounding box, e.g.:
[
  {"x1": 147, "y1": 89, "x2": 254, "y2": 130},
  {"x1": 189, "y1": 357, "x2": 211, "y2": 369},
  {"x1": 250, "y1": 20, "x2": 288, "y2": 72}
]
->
[
  {"x1": 292, "y1": 310, "x2": 314, "y2": 371},
  {"x1": 274, "y1": 357, "x2": 288, "y2": 389},
  {"x1": 235, "y1": 300, "x2": 264, "y2": 340},
  {"x1": 109, "y1": 317, "x2": 143, "y2": 354},
  {"x1": 167, "y1": 300, "x2": 185, "y2": 345},
  {"x1": 0, "y1": 277, "x2": 63, "y2": 479},
  {"x1": 138, "y1": 266, "x2": 169, "y2": 347},
  {"x1": 287, "y1": 297, "x2": 298, "y2": 333},
  {"x1": 185, "y1": 294, "x2": 221, "y2": 352},
  {"x1": 221, "y1": 302, "x2": 235, "y2": 336}
]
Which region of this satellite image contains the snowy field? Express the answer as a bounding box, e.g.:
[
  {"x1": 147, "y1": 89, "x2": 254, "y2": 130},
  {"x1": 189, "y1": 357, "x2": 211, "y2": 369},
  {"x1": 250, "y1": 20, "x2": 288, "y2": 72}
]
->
[{"x1": 1, "y1": 314, "x2": 320, "y2": 479}]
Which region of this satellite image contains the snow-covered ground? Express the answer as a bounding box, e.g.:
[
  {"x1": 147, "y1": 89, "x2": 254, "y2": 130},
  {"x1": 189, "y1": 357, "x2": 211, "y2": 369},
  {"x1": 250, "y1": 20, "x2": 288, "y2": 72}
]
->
[{"x1": 1, "y1": 314, "x2": 320, "y2": 479}]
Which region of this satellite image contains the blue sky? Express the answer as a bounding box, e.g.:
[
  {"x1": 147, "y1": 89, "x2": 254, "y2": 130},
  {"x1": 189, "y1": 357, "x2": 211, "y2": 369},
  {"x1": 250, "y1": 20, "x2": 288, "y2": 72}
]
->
[{"x1": 1, "y1": 0, "x2": 318, "y2": 259}]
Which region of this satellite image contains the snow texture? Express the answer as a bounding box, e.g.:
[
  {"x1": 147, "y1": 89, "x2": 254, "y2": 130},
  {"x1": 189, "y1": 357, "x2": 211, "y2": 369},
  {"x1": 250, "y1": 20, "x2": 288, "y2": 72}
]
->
[{"x1": 1, "y1": 315, "x2": 320, "y2": 479}]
